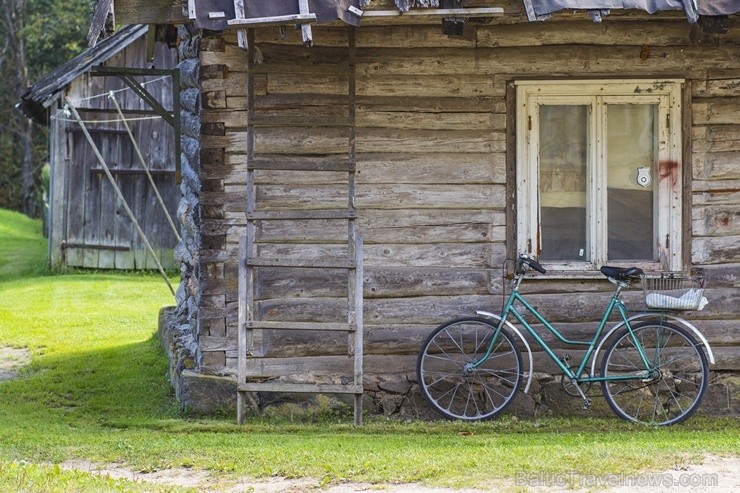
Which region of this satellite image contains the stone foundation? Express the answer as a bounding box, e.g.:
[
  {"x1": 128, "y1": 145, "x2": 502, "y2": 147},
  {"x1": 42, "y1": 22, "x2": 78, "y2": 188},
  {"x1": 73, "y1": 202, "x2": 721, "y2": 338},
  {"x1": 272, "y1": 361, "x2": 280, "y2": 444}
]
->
[{"x1": 159, "y1": 306, "x2": 738, "y2": 418}]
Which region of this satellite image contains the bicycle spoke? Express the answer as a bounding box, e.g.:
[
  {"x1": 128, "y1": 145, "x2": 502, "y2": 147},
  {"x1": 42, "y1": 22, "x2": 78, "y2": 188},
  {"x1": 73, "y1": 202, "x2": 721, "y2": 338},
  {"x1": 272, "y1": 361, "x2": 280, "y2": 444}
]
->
[
  {"x1": 601, "y1": 322, "x2": 708, "y2": 426},
  {"x1": 418, "y1": 319, "x2": 522, "y2": 421}
]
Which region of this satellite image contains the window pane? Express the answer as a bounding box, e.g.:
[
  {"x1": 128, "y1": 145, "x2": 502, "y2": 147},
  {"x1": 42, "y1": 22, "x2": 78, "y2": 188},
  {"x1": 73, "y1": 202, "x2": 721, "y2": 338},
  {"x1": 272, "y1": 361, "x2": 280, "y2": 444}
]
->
[
  {"x1": 539, "y1": 105, "x2": 588, "y2": 261},
  {"x1": 607, "y1": 104, "x2": 656, "y2": 260}
]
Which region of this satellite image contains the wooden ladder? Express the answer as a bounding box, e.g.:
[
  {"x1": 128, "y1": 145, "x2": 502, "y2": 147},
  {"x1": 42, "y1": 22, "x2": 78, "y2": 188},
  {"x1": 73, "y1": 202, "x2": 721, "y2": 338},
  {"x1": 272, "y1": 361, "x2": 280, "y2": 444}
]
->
[{"x1": 237, "y1": 28, "x2": 363, "y2": 425}]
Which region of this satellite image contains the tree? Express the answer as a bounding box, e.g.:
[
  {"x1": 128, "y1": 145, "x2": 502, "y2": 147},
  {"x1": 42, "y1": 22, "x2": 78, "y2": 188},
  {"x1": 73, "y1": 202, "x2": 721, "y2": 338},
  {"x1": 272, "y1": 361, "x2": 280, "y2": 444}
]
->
[{"x1": 0, "y1": 0, "x2": 90, "y2": 216}]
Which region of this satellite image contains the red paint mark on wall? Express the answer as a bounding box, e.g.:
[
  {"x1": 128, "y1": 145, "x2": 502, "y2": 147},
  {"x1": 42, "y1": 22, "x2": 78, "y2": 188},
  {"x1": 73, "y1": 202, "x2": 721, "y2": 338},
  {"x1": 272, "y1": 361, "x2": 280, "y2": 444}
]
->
[{"x1": 658, "y1": 160, "x2": 680, "y2": 187}]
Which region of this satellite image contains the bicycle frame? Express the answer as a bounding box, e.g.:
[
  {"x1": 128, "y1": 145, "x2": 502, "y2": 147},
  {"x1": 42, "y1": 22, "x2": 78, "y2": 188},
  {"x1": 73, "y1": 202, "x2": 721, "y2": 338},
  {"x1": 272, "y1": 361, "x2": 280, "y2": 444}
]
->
[{"x1": 475, "y1": 275, "x2": 654, "y2": 384}]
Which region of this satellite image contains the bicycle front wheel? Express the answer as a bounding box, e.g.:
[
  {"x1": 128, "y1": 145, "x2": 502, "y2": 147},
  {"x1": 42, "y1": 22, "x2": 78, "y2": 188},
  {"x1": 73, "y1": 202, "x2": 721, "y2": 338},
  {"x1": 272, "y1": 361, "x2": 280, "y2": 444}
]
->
[
  {"x1": 600, "y1": 321, "x2": 709, "y2": 426},
  {"x1": 417, "y1": 317, "x2": 522, "y2": 421}
]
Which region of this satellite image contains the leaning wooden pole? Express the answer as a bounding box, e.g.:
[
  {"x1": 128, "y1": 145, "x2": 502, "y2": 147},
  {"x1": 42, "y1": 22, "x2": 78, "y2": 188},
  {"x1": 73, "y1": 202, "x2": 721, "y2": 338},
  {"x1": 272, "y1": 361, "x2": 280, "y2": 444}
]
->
[
  {"x1": 65, "y1": 97, "x2": 175, "y2": 297},
  {"x1": 109, "y1": 92, "x2": 181, "y2": 242}
]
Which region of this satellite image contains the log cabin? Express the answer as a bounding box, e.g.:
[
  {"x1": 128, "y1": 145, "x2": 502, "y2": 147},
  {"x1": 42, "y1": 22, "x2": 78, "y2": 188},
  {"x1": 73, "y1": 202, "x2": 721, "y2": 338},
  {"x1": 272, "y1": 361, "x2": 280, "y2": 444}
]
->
[{"x1": 98, "y1": 0, "x2": 739, "y2": 421}]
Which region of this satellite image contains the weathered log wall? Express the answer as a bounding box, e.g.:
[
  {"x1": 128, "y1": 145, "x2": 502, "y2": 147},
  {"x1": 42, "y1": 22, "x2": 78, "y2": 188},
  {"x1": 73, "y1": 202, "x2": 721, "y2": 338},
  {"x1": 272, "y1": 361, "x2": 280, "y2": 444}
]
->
[{"x1": 191, "y1": 14, "x2": 740, "y2": 416}]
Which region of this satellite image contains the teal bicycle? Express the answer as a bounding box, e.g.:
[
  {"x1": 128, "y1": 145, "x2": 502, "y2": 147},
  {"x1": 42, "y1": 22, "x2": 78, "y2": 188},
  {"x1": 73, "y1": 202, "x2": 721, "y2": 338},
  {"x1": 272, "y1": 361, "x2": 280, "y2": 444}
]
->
[{"x1": 417, "y1": 254, "x2": 713, "y2": 426}]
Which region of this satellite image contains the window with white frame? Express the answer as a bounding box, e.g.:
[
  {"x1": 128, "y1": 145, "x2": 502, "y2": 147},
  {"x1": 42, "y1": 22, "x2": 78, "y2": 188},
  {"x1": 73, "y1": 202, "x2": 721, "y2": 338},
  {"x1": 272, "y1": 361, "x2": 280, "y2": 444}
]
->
[{"x1": 515, "y1": 80, "x2": 684, "y2": 272}]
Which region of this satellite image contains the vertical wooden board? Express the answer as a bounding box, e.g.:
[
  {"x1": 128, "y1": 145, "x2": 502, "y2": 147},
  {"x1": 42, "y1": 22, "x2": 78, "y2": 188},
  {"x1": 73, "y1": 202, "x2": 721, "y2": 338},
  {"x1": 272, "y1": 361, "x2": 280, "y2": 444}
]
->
[
  {"x1": 48, "y1": 108, "x2": 68, "y2": 269},
  {"x1": 132, "y1": 121, "x2": 150, "y2": 269},
  {"x1": 113, "y1": 132, "x2": 136, "y2": 268},
  {"x1": 81, "y1": 123, "x2": 102, "y2": 269},
  {"x1": 64, "y1": 131, "x2": 87, "y2": 267},
  {"x1": 96, "y1": 128, "x2": 120, "y2": 269}
]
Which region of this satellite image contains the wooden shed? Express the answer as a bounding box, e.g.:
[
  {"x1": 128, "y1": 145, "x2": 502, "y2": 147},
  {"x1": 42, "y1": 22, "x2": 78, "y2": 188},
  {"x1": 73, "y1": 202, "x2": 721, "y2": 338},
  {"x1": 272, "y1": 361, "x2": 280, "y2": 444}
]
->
[
  {"x1": 107, "y1": 1, "x2": 738, "y2": 419},
  {"x1": 20, "y1": 24, "x2": 180, "y2": 270}
]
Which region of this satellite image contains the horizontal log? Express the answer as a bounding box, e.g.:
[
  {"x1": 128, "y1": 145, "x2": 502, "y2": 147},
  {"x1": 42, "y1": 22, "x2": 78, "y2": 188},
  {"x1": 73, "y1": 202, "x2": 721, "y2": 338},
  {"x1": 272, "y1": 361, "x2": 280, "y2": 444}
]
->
[
  {"x1": 476, "y1": 19, "x2": 698, "y2": 48},
  {"x1": 693, "y1": 98, "x2": 740, "y2": 125},
  {"x1": 215, "y1": 209, "x2": 506, "y2": 246},
  {"x1": 201, "y1": 319, "x2": 740, "y2": 359},
  {"x1": 692, "y1": 151, "x2": 740, "y2": 181},
  {"x1": 692, "y1": 237, "x2": 740, "y2": 265},
  {"x1": 352, "y1": 45, "x2": 738, "y2": 77},
  {"x1": 692, "y1": 75, "x2": 740, "y2": 98},
  {"x1": 204, "y1": 183, "x2": 507, "y2": 211},
  {"x1": 692, "y1": 264, "x2": 740, "y2": 288},
  {"x1": 357, "y1": 111, "x2": 503, "y2": 131},
  {"x1": 357, "y1": 95, "x2": 506, "y2": 113},
  {"x1": 110, "y1": 0, "x2": 184, "y2": 24},
  {"x1": 216, "y1": 152, "x2": 505, "y2": 185},
  {"x1": 252, "y1": 285, "x2": 739, "y2": 327},
  {"x1": 692, "y1": 179, "x2": 740, "y2": 194},
  {"x1": 203, "y1": 128, "x2": 505, "y2": 154},
  {"x1": 249, "y1": 19, "x2": 715, "y2": 49},
  {"x1": 217, "y1": 344, "x2": 740, "y2": 378},
  {"x1": 692, "y1": 205, "x2": 740, "y2": 236},
  {"x1": 254, "y1": 242, "x2": 502, "y2": 268},
  {"x1": 254, "y1": 267, "x2": 496, "y2": 299},
  {"x1": 691, "y1": 125, "x2": 740, "y2": 153}
]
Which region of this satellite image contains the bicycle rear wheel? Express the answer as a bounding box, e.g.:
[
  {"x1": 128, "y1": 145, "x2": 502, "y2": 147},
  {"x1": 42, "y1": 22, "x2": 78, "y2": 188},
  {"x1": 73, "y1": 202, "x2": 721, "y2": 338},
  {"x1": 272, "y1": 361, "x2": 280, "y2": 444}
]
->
[
  {"x1": 600, "y1": 321, "x2": 708, "y2": 426},
  {"x1": 417, "y1": 317, "x2": 522, "y2": 421}
]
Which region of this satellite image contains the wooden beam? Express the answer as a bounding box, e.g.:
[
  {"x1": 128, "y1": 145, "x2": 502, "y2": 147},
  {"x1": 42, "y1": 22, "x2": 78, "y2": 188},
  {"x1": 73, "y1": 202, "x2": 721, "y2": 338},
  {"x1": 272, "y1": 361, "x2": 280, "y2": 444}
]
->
[
  {"x1": 361, "y1": 8, "x2": 504, "y2": 18},
  {"x1": 111, "y1": 0, "x2": 185, "y2": 25},
  {"x1": 298, "y1": 0, "x2": 314, "y2": 47},
  {"x1": 233, "y1": 0, "x2": 248, "y2": 48},
  {"x1": 226, "y1": 13, "x2": 317, "y2": 29}
]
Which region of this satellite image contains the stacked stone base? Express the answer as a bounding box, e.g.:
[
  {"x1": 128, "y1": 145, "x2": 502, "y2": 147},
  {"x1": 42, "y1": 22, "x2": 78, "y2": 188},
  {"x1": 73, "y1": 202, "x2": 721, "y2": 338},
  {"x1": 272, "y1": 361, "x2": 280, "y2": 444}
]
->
[{"x1": 159, "y1": 307, "x2": 739, "y2": 419}]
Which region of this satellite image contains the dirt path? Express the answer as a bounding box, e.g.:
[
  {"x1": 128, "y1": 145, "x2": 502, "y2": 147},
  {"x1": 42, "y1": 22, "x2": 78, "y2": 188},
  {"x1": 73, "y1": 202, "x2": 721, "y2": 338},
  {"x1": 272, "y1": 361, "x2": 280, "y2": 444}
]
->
[
  {"x1": 0, "y1": 346, "x2": 31, "y2": 381},
  {"x1": 60, "y1": 454, "x2": 740, "y2": 493}
]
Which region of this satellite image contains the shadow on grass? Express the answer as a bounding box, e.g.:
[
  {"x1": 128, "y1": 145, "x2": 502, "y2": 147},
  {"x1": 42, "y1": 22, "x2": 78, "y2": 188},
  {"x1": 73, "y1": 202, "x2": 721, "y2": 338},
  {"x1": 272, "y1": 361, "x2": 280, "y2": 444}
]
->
[{"x1": 0, "y1": 335, "x2": 179, "y2": 429}]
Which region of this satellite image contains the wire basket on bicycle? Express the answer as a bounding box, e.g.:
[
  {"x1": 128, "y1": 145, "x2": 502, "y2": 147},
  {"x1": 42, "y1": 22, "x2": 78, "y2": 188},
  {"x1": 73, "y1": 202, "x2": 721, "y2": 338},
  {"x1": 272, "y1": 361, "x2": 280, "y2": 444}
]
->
[{"x1": 642, "y1": 272, "x2": 707, "y2": 310}]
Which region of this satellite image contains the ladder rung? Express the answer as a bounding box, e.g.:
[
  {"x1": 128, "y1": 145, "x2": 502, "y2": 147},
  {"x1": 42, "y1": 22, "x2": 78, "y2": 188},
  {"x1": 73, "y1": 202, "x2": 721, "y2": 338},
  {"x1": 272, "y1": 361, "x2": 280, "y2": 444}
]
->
[
  {"x1": 249, "y1": 157, "x2": 354, "y2": 172},
  {"x1": 247, "y1": 321, "x2": 356, "y2": 332},
  {"x1": 248, "y1": 210, "x2": 356, "y2": 220},
  {"x1": 246, "y1": 258, "x2": 355, "y2": 269},
  {"x1": 239, "y1": 382, "x2": 363, "y2": 394}
]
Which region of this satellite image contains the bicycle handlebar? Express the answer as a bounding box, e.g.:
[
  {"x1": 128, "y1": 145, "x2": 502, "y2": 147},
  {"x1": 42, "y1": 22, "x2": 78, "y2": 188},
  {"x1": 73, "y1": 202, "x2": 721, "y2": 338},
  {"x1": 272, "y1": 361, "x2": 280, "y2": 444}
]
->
[{"x1": 518, "y1": 255, "x2": 546, "y2": 274}]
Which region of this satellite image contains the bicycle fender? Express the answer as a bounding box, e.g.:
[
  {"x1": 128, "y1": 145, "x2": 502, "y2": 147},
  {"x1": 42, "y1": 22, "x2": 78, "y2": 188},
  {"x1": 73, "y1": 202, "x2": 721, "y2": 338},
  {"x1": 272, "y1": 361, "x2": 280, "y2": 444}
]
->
[
  {"x1": 589, "y1": 313, "x2": 715, "y2": 377},
  {"x1": 475, "y1": 310, "x2": 534, "y2": 394}
]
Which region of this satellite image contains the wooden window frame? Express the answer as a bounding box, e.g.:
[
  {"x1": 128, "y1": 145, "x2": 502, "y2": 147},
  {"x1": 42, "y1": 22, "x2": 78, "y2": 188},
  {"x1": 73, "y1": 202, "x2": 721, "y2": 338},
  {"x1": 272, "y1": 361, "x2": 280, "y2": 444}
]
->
[{"x1": 514, "y1": 79, "x2": 684, "y2": 273}]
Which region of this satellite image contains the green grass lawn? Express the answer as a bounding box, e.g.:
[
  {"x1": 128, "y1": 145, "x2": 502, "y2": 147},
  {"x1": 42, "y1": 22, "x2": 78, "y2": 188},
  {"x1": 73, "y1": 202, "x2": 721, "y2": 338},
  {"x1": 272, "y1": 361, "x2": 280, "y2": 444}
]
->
[{"x1": 0, "y1": 208, "x2": 738, "y2": 492}]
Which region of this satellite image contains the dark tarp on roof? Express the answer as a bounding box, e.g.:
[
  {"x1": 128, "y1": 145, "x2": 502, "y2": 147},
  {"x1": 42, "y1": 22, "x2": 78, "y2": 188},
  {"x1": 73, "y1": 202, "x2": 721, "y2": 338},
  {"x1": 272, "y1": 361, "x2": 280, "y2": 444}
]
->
[
  {"x1": 18, "y1": 24, "x2": 149, "y2": 124},
  {"x1": 525, "y1": 0, "x2": 740, "y2": 21},
  {"x1": 194, "y1": 0, "x2": 365, "y2": 30}
]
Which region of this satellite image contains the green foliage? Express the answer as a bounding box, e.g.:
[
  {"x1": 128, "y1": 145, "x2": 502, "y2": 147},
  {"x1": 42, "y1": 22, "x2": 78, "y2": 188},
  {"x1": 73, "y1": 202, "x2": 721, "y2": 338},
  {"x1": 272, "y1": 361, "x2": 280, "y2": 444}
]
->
[
  {"x1": 0, "y1": 208, "x2": 738, "y2": 492},
  {"x1": 22, "y1": 0, "x2": 92, "y2": 80},
  {"x1": 0, "y1": 0, "x2": 92, "y2": 213}
]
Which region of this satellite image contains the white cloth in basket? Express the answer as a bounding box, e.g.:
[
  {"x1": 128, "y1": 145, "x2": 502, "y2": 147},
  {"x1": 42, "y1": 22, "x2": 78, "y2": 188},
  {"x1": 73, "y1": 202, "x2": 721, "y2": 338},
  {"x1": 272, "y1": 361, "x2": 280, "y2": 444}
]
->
[{"x1": 646, "y1": 288, "x2": 708, "y2": 310}]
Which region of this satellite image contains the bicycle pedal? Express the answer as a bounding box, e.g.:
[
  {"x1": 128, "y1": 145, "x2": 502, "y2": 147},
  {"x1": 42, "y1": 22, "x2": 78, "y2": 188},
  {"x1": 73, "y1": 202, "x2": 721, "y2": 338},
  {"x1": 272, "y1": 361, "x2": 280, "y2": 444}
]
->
[{"x1": 582, "y1": 399, "x2": 591, "y2": 410}]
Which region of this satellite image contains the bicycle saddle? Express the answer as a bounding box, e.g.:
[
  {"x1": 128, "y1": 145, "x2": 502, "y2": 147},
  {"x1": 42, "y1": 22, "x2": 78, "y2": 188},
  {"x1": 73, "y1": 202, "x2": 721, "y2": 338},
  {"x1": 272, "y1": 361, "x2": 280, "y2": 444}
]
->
[{"x1": 600, "y1": 266, "x2": 644, "y2": 281}]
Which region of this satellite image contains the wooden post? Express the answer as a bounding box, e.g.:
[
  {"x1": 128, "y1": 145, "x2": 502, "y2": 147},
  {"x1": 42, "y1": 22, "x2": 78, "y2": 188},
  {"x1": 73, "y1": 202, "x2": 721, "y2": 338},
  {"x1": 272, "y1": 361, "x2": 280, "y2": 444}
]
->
[
  {"x1": 233, "y1": 0, "x2": 248, "y2": 48},
  {"x1": 298, "y1": 0, "x2": 313, "y2": 47},
  {"x1": 48, "y1": 107, "x2": 68, "y2": 269}
]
